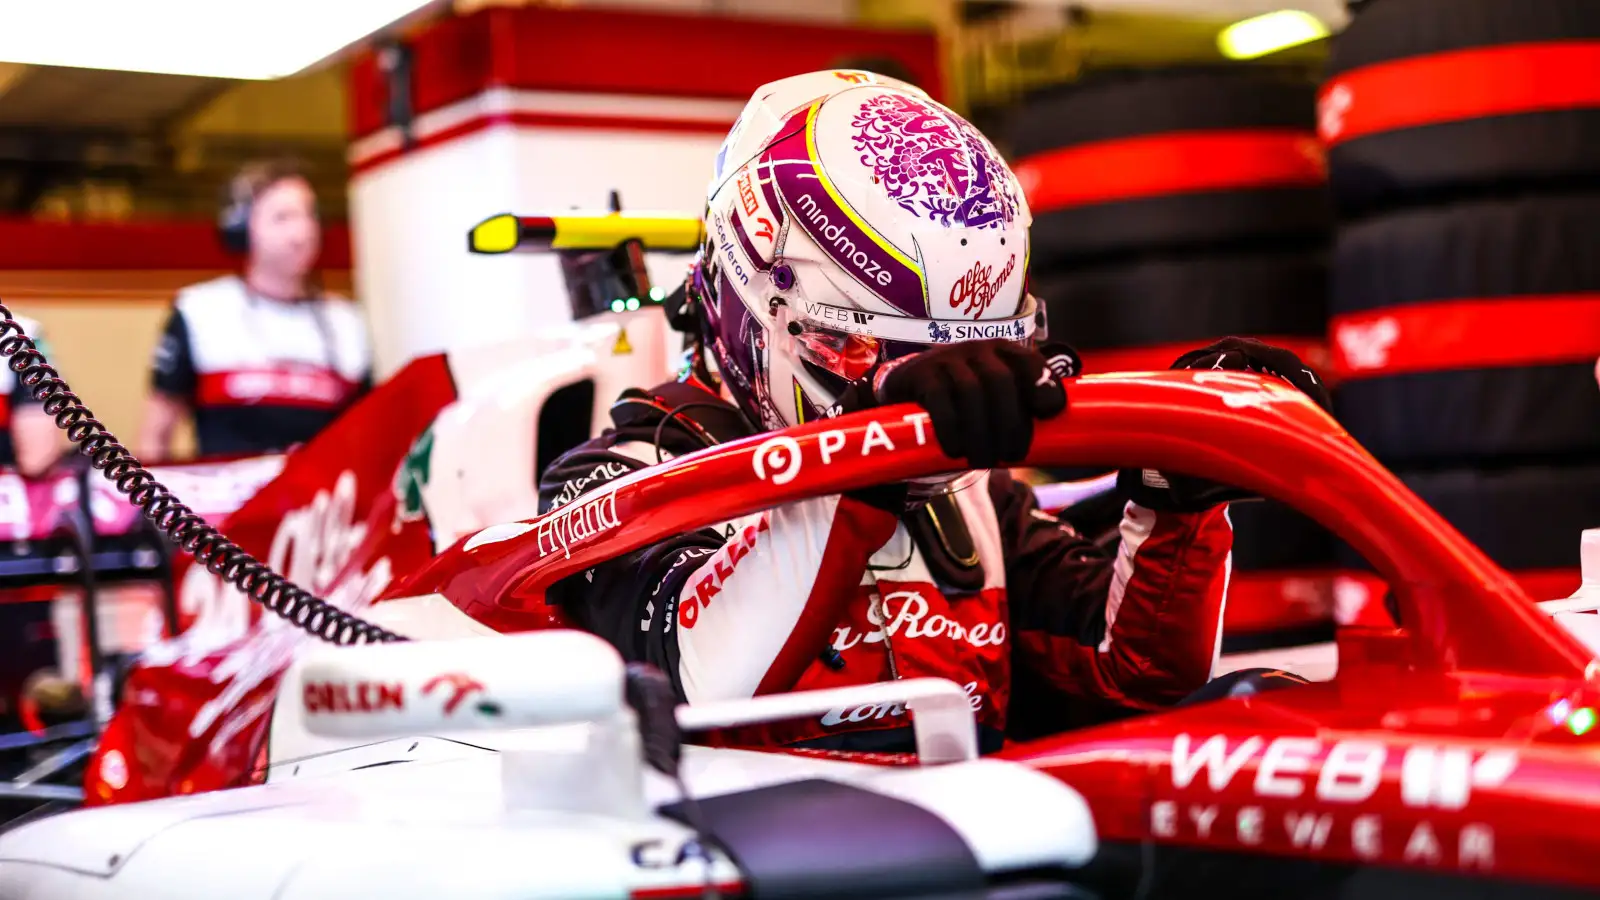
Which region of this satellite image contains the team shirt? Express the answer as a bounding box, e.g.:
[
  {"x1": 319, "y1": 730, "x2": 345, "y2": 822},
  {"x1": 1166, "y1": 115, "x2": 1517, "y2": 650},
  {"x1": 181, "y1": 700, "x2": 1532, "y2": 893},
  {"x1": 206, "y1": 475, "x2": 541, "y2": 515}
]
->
[
  {"x1": 150, "y1": 276, "x2": 371, "y2": 457},
  {"x1": 0, "y1": 315, "x2": 48, "y2": 468}
]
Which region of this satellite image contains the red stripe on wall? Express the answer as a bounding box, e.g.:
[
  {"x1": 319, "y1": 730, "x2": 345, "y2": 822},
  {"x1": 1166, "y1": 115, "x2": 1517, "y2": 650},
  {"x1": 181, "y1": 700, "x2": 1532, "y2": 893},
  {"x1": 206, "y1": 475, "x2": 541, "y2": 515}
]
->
[
  {"x1": 1016, "y1": 130, "x2": 1325, "y2": 213},
  {"x1": 349, "y1": 5, "x2": 943, "y2": 140},
  {"x1": 1329, "y1": 295, "x2": 1600, "y2": 381},
  {"x1": 1319, "y1": 42, "x2": 1600, "y2": 146},
  {"x1": 350, "y1": 110, "x2": 735, "y2": 176},
  {"x1": 0, "y1": 219, "x2": 352, "y2": 272}
]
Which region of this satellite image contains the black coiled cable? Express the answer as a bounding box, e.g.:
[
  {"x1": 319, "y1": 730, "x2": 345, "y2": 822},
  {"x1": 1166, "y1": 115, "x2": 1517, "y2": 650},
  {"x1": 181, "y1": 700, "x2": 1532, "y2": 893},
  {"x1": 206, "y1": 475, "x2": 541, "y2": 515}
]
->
[{"x1": 0, "y1": 304, "x2": 405, "y2": 646}]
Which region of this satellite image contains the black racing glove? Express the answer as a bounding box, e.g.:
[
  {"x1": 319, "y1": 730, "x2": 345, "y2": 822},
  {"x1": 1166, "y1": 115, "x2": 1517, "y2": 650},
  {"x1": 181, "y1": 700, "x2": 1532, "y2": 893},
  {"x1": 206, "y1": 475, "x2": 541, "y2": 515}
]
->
[
  {"x1": 1169, "y1": 337, "x2": 1332, "y2": 412},
  {"x1": 1119, "y1": 337, "x2": 1331, "y2": 513},
  {"x1": 867, "y1": 339, "x2": 1073, "y2": 469}
]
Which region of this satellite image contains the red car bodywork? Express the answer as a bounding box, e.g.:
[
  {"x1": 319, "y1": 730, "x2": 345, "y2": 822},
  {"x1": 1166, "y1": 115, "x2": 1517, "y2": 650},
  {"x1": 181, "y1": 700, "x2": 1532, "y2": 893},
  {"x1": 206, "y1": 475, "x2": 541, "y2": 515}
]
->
[{"x1": 89, "y1": 367, "x2": 1600, "y2": 890}]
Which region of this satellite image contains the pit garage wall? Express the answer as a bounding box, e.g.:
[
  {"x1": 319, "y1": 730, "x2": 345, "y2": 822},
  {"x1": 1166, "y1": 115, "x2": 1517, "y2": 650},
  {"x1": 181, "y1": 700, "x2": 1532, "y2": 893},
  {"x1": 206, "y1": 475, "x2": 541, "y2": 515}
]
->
[
  {"x1": 345, "y1": 4, "x2": 942, "y2": 377},
  {"x1": 0, "y1": 221, "x2": 352, "y2": 456}
]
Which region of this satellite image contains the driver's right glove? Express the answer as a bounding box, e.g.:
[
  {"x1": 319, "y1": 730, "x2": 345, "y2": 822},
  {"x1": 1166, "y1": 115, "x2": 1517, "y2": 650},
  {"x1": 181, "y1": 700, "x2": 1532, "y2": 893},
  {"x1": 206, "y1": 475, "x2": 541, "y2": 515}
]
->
[{"x1": 867, "y1": 339, "x2": 1072, "y2": 470}]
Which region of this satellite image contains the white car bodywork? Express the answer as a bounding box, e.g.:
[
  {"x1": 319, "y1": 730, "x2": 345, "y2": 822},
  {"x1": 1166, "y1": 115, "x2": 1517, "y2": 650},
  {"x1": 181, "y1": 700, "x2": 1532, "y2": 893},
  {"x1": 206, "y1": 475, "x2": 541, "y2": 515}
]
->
[
  {"x1": 0, "y1": 631, "x2": 1099, "y2": 900},
  {"x1": 419, "y1": 307, "x2": 679, "y2": 555}
]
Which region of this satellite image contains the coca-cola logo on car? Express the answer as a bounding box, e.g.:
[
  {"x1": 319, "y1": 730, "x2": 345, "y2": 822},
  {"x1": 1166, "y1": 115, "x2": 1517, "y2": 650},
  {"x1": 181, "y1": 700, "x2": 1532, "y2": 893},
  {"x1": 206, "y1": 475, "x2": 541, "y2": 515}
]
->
[{"x1": 179, "y1": 470, "x2": 392, "y2": 645}]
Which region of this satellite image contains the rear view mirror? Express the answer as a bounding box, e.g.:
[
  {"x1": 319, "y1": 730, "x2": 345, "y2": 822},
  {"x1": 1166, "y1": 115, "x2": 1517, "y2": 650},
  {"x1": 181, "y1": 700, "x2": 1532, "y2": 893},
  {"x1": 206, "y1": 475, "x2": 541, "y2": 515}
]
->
[
  {"x1": 469, "y1": 213, "x2": 520, "y2": 254},
  {"x1": 468, "y1": 212, "x2": 703, "y2": 255}
]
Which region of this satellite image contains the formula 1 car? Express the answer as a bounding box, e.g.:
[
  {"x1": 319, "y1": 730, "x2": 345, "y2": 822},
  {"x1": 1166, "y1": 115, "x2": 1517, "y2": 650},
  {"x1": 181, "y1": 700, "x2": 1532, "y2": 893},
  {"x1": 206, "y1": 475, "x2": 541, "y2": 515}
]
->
[
  {"x1": 5, "y1": 359, "x2": 1600, "y2": 898},
  {"x1": 0, "y1": 454, "x2": 282, "y2": 826}
]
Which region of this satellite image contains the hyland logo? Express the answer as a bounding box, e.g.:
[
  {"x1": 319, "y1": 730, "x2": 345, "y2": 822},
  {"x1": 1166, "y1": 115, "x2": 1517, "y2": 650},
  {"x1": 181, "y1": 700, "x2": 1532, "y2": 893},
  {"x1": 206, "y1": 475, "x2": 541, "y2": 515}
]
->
[
  {"x1": 535, "y1": 489, "x2": 621, "y2": 559},
  {"x1": 392, "y1": 426, "x2": 435, "y2": 524},
  {"x1": 927, "y1": 321, "x2": 953, "y2": 343},
  {"x1": 948, "y1": 254, "x2": 1016, "y2": 318}
]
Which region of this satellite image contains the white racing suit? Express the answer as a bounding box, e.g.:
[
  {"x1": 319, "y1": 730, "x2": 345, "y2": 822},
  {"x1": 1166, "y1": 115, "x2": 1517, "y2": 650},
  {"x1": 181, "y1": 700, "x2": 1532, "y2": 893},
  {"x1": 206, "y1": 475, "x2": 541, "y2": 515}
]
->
[{"x1": 539, "y1": 380, "x2": 1234, "y2": 752}]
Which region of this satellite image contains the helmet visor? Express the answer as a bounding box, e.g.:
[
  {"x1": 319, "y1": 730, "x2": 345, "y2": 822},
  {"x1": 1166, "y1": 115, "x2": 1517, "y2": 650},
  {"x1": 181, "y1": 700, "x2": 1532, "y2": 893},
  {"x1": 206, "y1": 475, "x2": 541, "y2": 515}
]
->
[{"x1": 791, "y1": 325, "x2": 882, "y2": 383}]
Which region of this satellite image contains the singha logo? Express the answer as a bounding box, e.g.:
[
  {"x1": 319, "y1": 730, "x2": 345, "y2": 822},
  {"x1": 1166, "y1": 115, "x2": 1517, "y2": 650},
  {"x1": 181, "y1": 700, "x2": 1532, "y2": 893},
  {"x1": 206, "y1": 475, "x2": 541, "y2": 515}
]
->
[{"x1": 927, "y1": 321, "x2": 953, "y2": 344}]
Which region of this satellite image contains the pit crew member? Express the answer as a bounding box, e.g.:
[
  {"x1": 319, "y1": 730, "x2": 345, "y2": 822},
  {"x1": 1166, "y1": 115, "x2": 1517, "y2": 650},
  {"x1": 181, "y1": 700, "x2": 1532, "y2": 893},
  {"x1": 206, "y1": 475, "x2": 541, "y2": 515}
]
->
[
  {"x1": 139, "y1": 158, "x2": 371, "y2": 460},
  {"x1": 540, "y1": 71, "x2": 1330, "y2": 751},
  {"x1": 0, "y1": 312, "x2": 63, "y2": 477}
]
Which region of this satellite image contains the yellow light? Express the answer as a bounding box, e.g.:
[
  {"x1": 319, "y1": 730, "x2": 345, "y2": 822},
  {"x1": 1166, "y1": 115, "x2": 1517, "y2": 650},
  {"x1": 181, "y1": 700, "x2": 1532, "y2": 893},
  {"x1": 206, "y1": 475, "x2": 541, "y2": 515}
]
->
[
  {"x1": 1218, "y1": 10, "x2": 1330, "y2": 60},
  {"x1": 469, "y1": 214, "x2": 520, "y2": 254}
]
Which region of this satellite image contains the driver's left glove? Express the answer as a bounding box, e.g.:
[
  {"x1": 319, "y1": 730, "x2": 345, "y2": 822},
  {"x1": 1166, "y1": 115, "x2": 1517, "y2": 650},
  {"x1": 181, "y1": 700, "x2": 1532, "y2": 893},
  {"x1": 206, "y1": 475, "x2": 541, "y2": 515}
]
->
[
  {"x1": 863, "y1": 339, "x2": 1074, "y2": 470},
  {"x1": 1119, "y1": 337, "x2": 1332, "y2": 512},
  {"x1": 1170, "y1": 337, "x2": 1332, "y2": 411}
]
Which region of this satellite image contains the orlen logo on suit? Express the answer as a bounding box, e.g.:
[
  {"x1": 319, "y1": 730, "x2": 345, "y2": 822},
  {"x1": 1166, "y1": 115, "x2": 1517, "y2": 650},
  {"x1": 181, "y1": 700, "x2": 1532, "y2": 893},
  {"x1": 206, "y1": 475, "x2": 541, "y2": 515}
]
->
[{"x1": 678, "y1": 516, "x2": 773, "y2": 629}]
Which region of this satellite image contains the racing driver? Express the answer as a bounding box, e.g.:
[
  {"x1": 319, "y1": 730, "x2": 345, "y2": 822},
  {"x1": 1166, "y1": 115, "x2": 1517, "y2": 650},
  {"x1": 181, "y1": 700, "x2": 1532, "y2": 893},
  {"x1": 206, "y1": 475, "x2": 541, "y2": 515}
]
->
[{"x1": 539, "y1": 71, "x2": 1331, "y2": 751}]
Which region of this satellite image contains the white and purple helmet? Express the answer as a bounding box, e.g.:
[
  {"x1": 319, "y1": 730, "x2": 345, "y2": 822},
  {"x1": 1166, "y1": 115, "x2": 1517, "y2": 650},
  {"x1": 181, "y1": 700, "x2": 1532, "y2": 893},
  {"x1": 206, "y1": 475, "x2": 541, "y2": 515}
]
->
[{"x1": 693, "y1": 70, "x2": 1037, "y2": 431}]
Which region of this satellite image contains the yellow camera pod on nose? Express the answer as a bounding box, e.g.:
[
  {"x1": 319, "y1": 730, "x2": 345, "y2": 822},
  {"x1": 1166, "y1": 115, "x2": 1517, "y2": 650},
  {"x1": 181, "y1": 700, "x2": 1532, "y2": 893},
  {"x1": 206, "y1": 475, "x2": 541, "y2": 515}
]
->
[{"x1": 468, "y1": 212, "x2": 704, "y2": 254}]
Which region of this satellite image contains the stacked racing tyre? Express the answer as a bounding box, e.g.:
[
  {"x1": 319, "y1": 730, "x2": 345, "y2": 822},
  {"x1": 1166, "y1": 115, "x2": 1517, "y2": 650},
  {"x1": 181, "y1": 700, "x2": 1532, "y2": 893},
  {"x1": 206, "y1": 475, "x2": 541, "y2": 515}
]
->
[
  {"x1": 1321, "y1": 0, "x2": 1600, "y2": 216},
  {"x1": 1011, "y1": 67, "x2": 1338, "y2": 649},
  {"x1": 1324, "y1": 0, "x2": 1600, "y2": 609}
]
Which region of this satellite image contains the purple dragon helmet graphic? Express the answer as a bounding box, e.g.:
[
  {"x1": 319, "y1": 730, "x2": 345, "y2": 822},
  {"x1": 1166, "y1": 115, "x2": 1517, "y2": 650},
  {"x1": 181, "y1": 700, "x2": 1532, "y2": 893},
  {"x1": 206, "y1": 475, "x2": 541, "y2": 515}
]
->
[{"x1": 849, "y1": 93, "x2": 1022, "y2": 230}]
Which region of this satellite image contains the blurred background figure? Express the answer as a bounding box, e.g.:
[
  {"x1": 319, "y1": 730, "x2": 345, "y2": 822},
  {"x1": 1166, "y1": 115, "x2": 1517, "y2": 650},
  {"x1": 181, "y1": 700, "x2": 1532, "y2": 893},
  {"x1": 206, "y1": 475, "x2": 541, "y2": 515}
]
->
[
  {"x1": 138, "y1": 159, "x2": 371, "y2": 460},
  {"x1": 0, "y1": 313, "x2": 63, "y2": 478}
]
